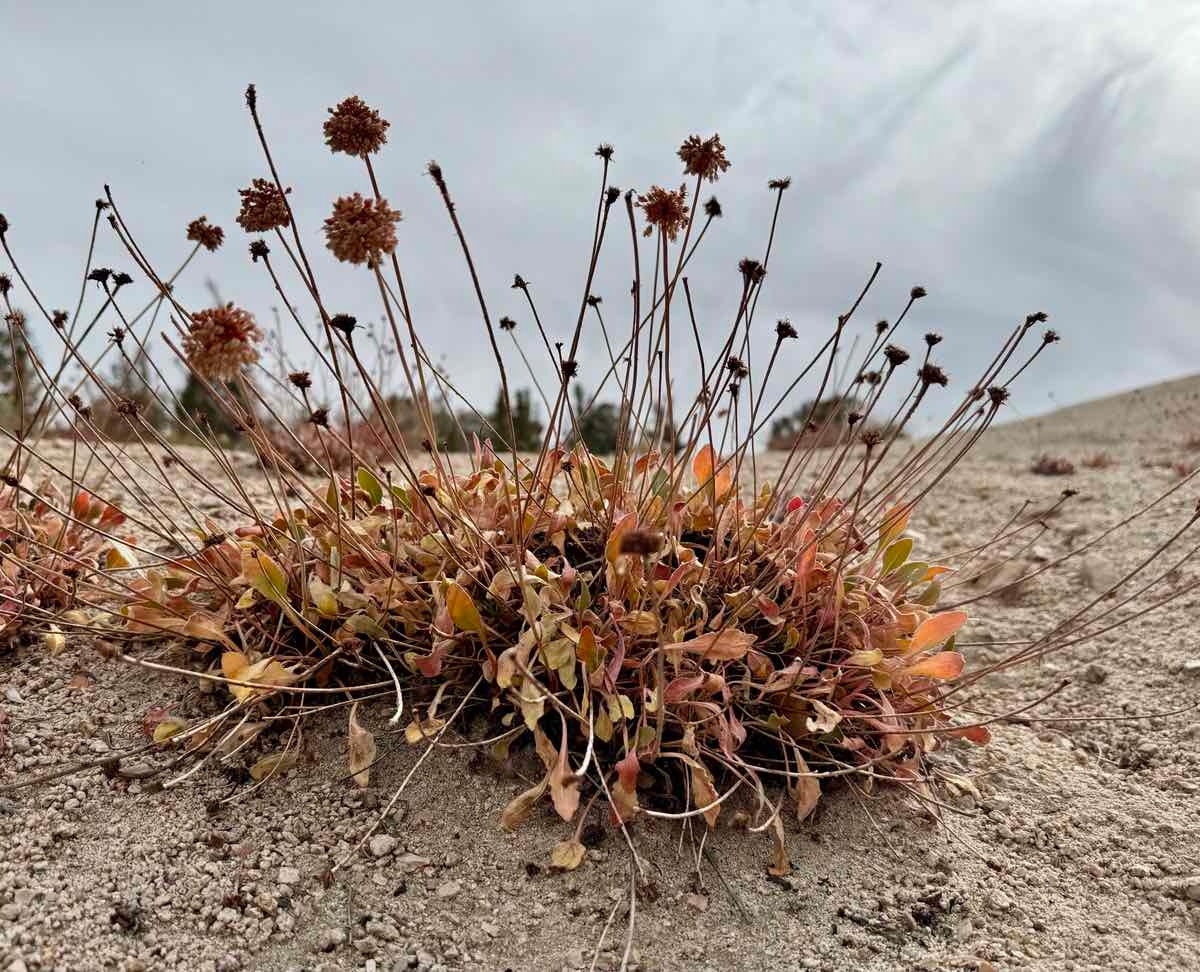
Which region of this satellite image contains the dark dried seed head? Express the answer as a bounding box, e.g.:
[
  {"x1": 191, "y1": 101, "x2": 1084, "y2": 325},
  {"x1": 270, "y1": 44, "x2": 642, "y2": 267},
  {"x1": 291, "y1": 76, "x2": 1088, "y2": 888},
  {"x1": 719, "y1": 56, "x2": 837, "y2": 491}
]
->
[
  {"x1": 767, "y1": 177, "x2": 792, "y2": 191},
  {"x1": 561, "y1": 359, "x2": 578, "y2": 379},
  {"x1": 704, "y1": 196, "x2": 723, "y2": 218},
  {"x1": 288, "y1": 371, "x2": 312, "y2": 391},
  {"x1": 987, "y1": 386, "x2": 1009, "y2": 406},
  {"x1": 249, "y1": 240, "x2": 270, "y2": 262},
  {"x1": 595, "y1": 144, "x2": 614, "y2": 161},
  {"x1": 109, "y1": 327, "x2": 125, "y2": 345},
  {"x1": 738, "y1": 258, "x2": 765, "y2": 285},
  {"x1": 112, "y1": 271, "x2": 133, "y2": 288},
  {"x1": 0, "y1": 274, "x2": 10, "y2": 295},
  {"x1": 617, "y1": 529, "x2": 663, "y2": 557},
  {"x1": 919, "y1": 363, "x2": 948, "y2": 387},
  {"x1": 52, "y1": 309, "x2": 68, "y2": 328},
  {"x1": 875, "y1": 320, "x2": 889, "y2": 335},
  {"x1": 1025, "y1": 311, "x2": 1048, "y2": 326},
  {"x1": 498, "y1": 316, "x2": 517, "y2": 332},
  {"x1": 1043, "y1": 329, "x2": 1060, "y2": 344},
  {"x1": 847, "y1": 411, "x2": 862, "y2": 426},
  {"x1": 512, "y1": 274, "x2": 528, "y2": 291},
  {"x1": 775, "y1": 318, "x2": 797, "y2": 340},
  {"x1": 586, "y1": 295, "x2": 602, "y2": 308},
  {"x1": 884, "y1": 345, "x2": 910, "y2": 368},
  {"x1": 330, "y1": 313, "x2": 357, "y2": 338},
  {"x1": 116, "y1": 398, "x2": 141, "y2": 417},
  {"x1": 860, "y1": 429, "x2": 882, "y2": 448},
  {"x1": 910, "y1": 286, "x2": 927, "y2": 299},
  {"x1": 924, "y1": 332, "x2": 942, "y2": 347},
  {"x1": 88, "y1": 268, "x2": 112, "y2": 286},
  {"x1": 862, "y1": 370, "x2": 882, "y2": 386},
  {"x1": 309, "y1": 407, "x2": 330, "y2": 428},
  {"x1": 605, "y1": 186, "x2": 621, "y2": 207}
]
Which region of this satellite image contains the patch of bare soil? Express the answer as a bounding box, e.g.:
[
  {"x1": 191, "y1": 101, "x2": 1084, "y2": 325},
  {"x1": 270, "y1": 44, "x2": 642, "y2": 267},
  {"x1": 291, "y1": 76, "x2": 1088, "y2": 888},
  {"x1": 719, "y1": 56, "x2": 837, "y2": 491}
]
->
[{"x1": 3, "y1": 377, "x2": 1200, "y2": 971}]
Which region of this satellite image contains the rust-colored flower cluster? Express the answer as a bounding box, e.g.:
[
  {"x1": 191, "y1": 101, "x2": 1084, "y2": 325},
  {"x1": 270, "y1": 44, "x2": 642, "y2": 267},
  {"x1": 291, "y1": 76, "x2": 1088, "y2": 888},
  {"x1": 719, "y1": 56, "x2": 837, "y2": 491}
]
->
[
  {"x1": 236, "y1": 179, "x2": 290, "y2": 233},
  {"x1": 637, "y1": 184, "x2": 689, "y2": 240},
  {"x1": 324, "y1": 96, "x2": 390, "y2": 157},
  {"x1": 678, "y1": 133, "x2": 730, "y2": 182},
  {"x1": 183, "y1": 303, "x2": 263, "y2": 380},
  {"x1": 186, "y1": 216, "x2": 225, "y2": 252},
  {"x1": 323, "y1": 193, "x2": 401, "y2": 266}
]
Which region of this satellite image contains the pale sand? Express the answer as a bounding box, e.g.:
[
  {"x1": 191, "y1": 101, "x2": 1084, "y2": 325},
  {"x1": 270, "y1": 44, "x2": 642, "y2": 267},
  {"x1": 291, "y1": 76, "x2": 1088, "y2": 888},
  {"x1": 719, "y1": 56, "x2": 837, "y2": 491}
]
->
[{"x1": 2, "y1": 376, "x2": 1199, "y2": 971}]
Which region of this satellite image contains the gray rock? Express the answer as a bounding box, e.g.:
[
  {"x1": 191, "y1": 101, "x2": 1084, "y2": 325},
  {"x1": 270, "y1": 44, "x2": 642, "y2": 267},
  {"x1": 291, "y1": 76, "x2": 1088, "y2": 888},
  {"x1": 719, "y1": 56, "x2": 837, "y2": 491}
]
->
[
  {"x1": 368, "y1": 834, "x2": 398, "y2": 859},
  {"x1": 435, "y1": 880, "x2": 461, "y2": 899},
  {"x1": 318, "y1": 927, "x2": 347, "y2": 952},
  {"x1": 278, "y1": 866, "x2": 301, "y2": 885}
]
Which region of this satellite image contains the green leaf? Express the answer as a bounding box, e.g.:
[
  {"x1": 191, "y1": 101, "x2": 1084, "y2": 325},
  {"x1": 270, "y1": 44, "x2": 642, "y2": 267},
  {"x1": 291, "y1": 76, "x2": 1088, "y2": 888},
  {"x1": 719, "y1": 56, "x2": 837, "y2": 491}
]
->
[
  {"x1": 356, "y1": 468, "x2": 383, "y2": 507},
  {"x1": 882, "y1": 537, "x2": 913, "y2": 575}
]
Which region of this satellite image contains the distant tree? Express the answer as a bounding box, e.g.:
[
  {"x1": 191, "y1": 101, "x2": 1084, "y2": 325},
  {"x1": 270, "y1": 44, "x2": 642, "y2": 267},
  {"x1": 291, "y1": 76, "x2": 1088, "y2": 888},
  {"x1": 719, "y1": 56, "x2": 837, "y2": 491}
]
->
[
  {"x1": 0, "y1": 314, "x2": 37, "y2": 431},
  {"x1": 176, "y1": 374, "x2": 246, "y2": 440},
  {"x1": 484, "y1": 387, "x2": 543, "y2": 452},
  {"x1": 768, "y1": 395, "x2": 867, "y2": 450},
  {"x1": 571, "y1": 384, "x2": 620, "y2": 454}
]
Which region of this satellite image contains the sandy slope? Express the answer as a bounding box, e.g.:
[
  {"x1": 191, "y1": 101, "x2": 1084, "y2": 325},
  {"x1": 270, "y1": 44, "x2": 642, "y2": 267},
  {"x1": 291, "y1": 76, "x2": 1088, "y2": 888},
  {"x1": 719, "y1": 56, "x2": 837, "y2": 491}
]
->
[{"x1": 2, "y1": 377, "x2": 1200, "y2": 971}]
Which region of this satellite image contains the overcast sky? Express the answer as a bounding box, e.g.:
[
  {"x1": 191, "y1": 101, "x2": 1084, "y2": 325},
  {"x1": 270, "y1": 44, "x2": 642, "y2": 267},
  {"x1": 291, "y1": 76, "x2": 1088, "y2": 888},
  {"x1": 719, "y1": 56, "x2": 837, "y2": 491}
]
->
[{"x1": 4, "y1": 0, "x2": 1200, "y2": 433}]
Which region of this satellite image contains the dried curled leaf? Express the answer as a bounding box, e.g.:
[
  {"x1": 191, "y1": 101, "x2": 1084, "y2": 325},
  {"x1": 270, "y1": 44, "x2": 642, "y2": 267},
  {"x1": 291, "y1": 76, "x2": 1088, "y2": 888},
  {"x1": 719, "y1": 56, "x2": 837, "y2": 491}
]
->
[
  {"x1": 348, "y1": 702, "x2": 376, "y2": 787},
  {"x1": 665, "y1": 628, "x2": 756, "y2": 661},
  {"x1": 550, "y1": 838, "x2": 586, "y2": 871},
  {"x1": 249, "y1": 750, "x2": 299, "y2": 782}
]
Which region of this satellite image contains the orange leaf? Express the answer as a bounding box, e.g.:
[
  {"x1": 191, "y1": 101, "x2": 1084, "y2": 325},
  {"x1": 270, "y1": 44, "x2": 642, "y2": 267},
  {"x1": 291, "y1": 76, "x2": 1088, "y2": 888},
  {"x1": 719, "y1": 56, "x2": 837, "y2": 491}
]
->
[
  {"x1": 446, "y1": 582, "x2": 483, "y2": 634},
  {"x1": 909, "y1": 610, "x2": 968, "y2": 654},
  {"x1": 904, "y1": 651, "x2": 965, "y2": 680},
  {"x1": 692, "y1": 444, "x2": 732, "y2": 501},
  {"x1": 665, "y1": 628, "x2": 756, "y2": 661},
  {"x1": 879, "y1": 503, "x2": 911, "y2": 548}
]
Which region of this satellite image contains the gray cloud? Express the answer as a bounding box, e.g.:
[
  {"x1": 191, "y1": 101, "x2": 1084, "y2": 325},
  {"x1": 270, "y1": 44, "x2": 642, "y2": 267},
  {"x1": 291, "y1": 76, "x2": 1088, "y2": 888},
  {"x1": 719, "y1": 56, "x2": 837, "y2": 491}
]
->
[{"x1": 4, "y1": 0, "x2": 1200, "y2": 435}]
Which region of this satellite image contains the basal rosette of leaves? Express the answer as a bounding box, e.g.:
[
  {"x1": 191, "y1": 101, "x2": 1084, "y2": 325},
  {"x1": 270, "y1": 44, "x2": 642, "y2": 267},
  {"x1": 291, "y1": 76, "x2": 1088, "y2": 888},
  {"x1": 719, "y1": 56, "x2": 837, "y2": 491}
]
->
[
  {"x1": 0, "y1": 479, "x2": 125, "y2": 645},
  {"x1": 117, "y1": 438, "x2": 982, "y2": 871}
]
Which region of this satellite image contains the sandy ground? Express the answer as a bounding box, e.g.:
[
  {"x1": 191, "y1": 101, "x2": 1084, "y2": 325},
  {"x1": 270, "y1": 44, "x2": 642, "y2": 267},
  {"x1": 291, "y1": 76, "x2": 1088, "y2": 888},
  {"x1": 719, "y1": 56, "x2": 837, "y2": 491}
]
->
[{"x1": 2, "y1": 376, "x2": 1200, "y2": 972}]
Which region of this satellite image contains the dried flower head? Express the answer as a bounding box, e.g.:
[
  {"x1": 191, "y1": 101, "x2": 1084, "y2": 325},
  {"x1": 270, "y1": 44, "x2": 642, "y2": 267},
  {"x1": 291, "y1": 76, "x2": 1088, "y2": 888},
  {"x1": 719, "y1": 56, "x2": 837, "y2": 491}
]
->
[
  {"x1": 324, "y1": 96, "x2": 390, "y2": 157},
  {"x1": 910, "y1": 285, "x2": 927, "y2": 300},
  {"x1": 738, "y1": 258, "x2": 766, "y2": 286},
  {"x1": 875, "y1": 320, "x2": 889, "y2": 335},
  {"x1": 323, "y1": 194, "x2": 401, "y2": 266},
  {"x1": 919, "y1": 363, "x2": 948, "y2": 387},
  {"x1": 605, "y1": 186, "x2": 621, "y2": 207},
  {"x1": 116, "y1": 398, "x2": 141, "y2": 417},
  {"x1": 637, "y1": 184, "x2": 689, "y2": 240},
  {"x1": 987, "y1": 385, "x2": 1010, "y2": 406},
  {"x1": 862, "y1": 370, "x2": 882, "y2": 386},
  {"x1": 561, "y1": 359, "x2": 579, "y2": 379},
  {"x1": 595, "y1": 144, "x2": 614, "y2": 161},
  {"x1": 498, "y1": 316, "x2": 517, "y2": 332},
  {"x1": 0, "y1": 213, "x2": 8, "y2": 236},
  {"x1": 884, "y1": 345, "x2": 910, "y2": 368},
  {"x1": 112, "y1": 271, "x2": 133, "y2": 289},
  {"x1": 183, "y1": 303, "x2": 263, "y2": 381},
  {"x1": 4, "y1": 310, "x2": 27, "y2": 329},
  {"x1": 512, "y1": 274, "x2": 528, "y2": 291},
  {"x1": 1025, "y1": 311, "x2": 1049, "y2": 326},
  {"x1": 775, "y1": 318, "x2": 797, "y2": 341},
  {"x1": 329, "y1": 313, "x2": 357, "y2": 338},
  {"x1": 108, "y1": 327, "x2": 125, "y2": 345},
  {"x1": 768, "y1": 177, "x2": 792, "y2": 191},
  {"x1": 704, "y1": 196, "x2": 723, "y2": 218},
  {"x1": 678, "y1": 133, "x2": 730, "y2": 182},
  {"x1": 309, "y1": 407, "x2": 330, "y2": 428},
  {"x1": 288, "y1": 371, "x2": 312, "y2": 391},
  {"x1": 186, "y1": 216, "x2": 225, "y2": 252},
  {"x1": 249, "y1": 240, "x2": 270, "y2": 262},
  {"x1": 88, "y1": 268, "x2": 112, "y2": 287},
  {"x1": 237, "y1": 179, "x2": 291, "y2": 233},
  {"x1": 924, "y1": 332, "x2": 943, "y2": 347},
  {"x1": 617, "y1": 529, "x2": 663, "y2": 557},
  {"x1": 0, "y1": 274, "x2": 11, "y2": 295},
  {"x1": 52, "y1": 309, "x2": 68, "y2": 328},
  {"x1": 586, "y1": 295, "x2": 602, "y2": 308},
  {"x1": 725, "y1": 356, "x2": 749, "y2": 379},
  {"x1": 1043, "y1": 329, "x2": 1060, "y2": 344}
]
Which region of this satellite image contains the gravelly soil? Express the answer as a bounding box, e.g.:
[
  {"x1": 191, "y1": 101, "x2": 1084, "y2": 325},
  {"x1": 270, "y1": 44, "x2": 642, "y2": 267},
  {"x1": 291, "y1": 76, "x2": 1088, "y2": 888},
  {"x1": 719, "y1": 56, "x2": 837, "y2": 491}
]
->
[{"x1": 2, "y1": 376, "x2": 1199, "y2": 972}]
